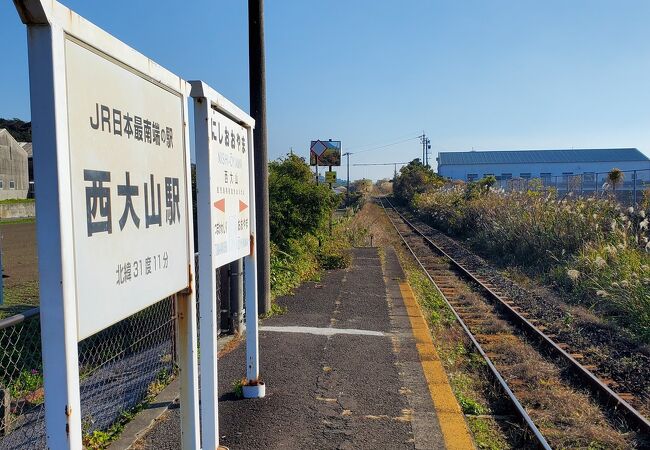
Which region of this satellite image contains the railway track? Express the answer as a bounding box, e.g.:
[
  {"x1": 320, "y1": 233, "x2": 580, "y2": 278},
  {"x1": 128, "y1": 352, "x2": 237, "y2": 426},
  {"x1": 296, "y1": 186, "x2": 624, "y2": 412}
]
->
[{"x1": 379, "y1": 197, "x2": 650, "y2": 449}]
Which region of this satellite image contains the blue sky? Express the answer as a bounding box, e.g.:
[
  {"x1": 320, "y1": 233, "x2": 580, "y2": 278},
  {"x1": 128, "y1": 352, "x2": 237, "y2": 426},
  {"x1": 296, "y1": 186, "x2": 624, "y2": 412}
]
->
[{"x1": 1, "y1": 1, "x2": 649, "y2": 181}]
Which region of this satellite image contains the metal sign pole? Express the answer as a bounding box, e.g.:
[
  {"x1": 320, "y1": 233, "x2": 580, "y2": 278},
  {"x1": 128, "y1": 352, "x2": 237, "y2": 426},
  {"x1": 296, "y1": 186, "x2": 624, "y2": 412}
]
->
[
  {"x1": 328, "y1": 166, "x2": 333, "y2": 236},
  {"x1": 27, "y1": 21, "x2": 84, "y2": 449},
  {"x1": 178, "y1": 89, "x2": 201, "y2": 450},
  {"x1": 243, "y1": 125, "x2": 265, "y2": 398},
  {"x1": 194, "y1": 95, "x2": 220, "y2": 449}
]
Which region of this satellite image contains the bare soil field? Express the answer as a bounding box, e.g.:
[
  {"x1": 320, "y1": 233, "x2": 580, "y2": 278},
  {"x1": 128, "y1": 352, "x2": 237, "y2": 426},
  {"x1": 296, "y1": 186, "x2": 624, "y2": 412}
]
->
[
  {"x1": 1, "y1": 222, "x2": 39, "y2": 316},
  {"x1": 1, "y1": 222, "x2": 38, "y2": 287}
]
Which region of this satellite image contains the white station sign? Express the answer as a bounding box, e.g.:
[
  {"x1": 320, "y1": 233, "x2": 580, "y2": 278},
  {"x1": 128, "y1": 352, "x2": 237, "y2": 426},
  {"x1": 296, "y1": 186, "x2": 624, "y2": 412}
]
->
[
  {"x1": 17, "y1": 1, "x2": 201, "y2": 448},
  {"x1": 191, "y1": 81, "x2": 260, "y2": 450},
  {"x1": 207, "y1": 107, "x2": 251, "y2": 266},
  {"x1": 65, "y1": 37, "x2": 190, "y2": 340}
]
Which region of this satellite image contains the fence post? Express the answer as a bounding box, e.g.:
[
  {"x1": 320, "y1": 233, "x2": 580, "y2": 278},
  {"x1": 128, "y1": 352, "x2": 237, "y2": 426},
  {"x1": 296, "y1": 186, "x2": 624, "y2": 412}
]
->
[
  {"x1": 633, "y1": 170, "x2": 637, "y2": 205},
  {"x1": 230, "y1": 259, "x2": 244, "y2": 334},
  {"x1": 580, "y1": 175, "x2": 583, "y2": 196}
]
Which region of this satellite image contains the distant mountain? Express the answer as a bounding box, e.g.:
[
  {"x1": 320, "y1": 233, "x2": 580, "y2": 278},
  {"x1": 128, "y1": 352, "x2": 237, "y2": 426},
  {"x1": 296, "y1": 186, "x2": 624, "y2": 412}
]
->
[{"x1": 0, "y1": 118, "x2": 31, "y2": 142}]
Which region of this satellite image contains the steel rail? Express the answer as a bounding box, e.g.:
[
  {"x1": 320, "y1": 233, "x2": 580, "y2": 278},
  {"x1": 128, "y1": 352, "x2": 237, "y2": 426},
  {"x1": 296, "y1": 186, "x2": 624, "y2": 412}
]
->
[
  {"x1": 382, "y1": 197, "x2": 650, "y2": 436},
  {"x1": 378, "y1": 197, "x2": 552, "y2": 450}
]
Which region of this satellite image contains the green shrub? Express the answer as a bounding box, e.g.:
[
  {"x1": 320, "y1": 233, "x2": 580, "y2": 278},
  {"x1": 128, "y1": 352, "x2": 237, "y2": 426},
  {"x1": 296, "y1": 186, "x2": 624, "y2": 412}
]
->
[
  {"x1": 267, "y1": 153, "x2": 356, "y2": 299},
  {"x1": 270, "y1": 237, "x2": 320, "y2": 298},
  {"x1": 316, "y1": 251, "x2": 348, "y2": 270},
  {"x1": 10, "y1": 368, "x2": 43, "y2": 399},
  {"x1": 269, "y1": 154, "x2": 337, "y2": 247},
  {"x1": 393, "y1": 159, "x2": 444, "y2": 206}
]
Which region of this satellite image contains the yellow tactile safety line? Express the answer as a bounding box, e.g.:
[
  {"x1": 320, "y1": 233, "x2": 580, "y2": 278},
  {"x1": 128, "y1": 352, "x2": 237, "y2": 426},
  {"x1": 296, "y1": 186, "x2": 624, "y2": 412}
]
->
[{"x1": 398, "y1": 282, "x2": 475, "y2": 450}]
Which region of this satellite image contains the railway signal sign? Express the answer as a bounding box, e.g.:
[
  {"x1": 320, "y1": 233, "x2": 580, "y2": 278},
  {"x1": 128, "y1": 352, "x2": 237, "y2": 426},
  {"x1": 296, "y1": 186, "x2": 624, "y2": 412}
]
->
[
  {"x1": 310, "y1": 140, "x2": 342, "y2": 166},
  {"x1": 325, "y1": 171, "x2": 337, "y2": 184}
]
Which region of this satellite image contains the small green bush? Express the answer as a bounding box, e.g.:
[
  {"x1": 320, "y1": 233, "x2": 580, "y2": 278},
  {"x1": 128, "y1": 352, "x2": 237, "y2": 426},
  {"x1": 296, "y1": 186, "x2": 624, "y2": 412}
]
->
[
  {"x1": 316, "y1": 251, "x2": 348, "y2": 270},
  {"x1": 9, "y1": 368, "x2": 43, "y2": 399}
]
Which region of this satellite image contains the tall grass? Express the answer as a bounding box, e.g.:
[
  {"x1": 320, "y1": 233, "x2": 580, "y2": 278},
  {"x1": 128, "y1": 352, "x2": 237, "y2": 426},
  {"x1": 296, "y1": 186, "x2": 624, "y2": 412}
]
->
[{"x1": 411, "y1": 186, "x2": 650, "y2": 341}]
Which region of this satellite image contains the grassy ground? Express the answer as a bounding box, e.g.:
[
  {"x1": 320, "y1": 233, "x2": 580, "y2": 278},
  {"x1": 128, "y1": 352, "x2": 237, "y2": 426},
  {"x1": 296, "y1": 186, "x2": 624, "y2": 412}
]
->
[
  {"x1": 0, "y1": 198, "x2": 35, "y2": 205},
  {"x1": 0, "y1": 217, "x2": 35, "y2": 225},
  {"x1": 1, "y1": 280, "x2": 39, "y2": 319}
]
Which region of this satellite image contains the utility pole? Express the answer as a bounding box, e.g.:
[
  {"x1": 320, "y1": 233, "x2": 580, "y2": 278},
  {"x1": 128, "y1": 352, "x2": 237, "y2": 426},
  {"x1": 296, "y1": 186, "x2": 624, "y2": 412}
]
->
[
  {"x1": 421, "y1": 131, "x2": 425, "y2": 164},
  {"x1": 249, "y1": 0, "x2": 271, "y2": 314},
  {"x1": 419, "y1": 132, "x2": 431, "y2": 167},
  {"x1": 343, "y1": 152, "x2": 351, "y2": 205}
]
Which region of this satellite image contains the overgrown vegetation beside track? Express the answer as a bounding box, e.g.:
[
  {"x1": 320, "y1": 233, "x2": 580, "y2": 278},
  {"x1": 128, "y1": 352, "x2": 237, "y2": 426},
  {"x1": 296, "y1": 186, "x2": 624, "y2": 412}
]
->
[
  {"x1": 394, "y1": 160, "x2": 650, "y2": 342},
  {"x1": 268, "y1": 154, "x2": 361, "y2": 299}
]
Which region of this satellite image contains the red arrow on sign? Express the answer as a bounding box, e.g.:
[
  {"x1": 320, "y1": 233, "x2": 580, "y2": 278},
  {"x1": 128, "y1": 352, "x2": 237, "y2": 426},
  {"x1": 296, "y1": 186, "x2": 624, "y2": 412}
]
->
[
  {"x1": 213, "y1": 198, "x2": 225, "y2": 212},
  {"x1": 239, "y1": 200, "x2": 248, "y2": 212}
]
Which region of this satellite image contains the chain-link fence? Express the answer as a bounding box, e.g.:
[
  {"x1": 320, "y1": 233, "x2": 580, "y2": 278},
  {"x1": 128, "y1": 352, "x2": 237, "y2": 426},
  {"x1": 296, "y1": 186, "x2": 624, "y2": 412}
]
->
[
  {"x1": 0, "y1": 308, "x2": 43, "y2": 449},
  {"x1": 0, "y1": 251, "x2": 237, "y2": 449},
  {"x1": 78, "y1": 297, "x2": 176, "y2": 439},
  {"x1": 492, "y1": 168, "x2": 650, "y2": 205},
  {"x1": 0, "y1": 297, "x2": 176, "y2": 450}
]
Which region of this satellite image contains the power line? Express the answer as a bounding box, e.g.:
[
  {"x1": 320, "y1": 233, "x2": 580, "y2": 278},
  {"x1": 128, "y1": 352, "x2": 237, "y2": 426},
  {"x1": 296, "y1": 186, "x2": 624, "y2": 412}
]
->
[
  {"x1": 351, "y1": 162, "x2": 411, "y2": 166},
  {"x1": 350, "y1": 135, "x2": 421, "y2": 155},
  {"x1": 345, "y1": 131, "x2": 422, "y2": 152},
  {"x1": 352, "y1": 161, "x2": 411, "y2": 181}
]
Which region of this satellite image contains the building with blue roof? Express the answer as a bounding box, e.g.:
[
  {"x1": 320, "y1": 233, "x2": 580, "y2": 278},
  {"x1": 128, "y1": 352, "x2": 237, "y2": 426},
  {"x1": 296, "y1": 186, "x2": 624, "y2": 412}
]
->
[{"x1": 437, "y1": 148, "x2": 650, "y2": 190}]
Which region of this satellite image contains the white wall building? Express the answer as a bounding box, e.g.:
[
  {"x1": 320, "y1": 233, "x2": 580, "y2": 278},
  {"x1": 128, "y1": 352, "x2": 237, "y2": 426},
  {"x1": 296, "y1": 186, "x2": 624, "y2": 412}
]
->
[
  {"x1": 0, "y1": 129, "x2": 29, "y2": 200},
  {"x1": 437, "y1": 148, "x2": 650, "y2": 190}
]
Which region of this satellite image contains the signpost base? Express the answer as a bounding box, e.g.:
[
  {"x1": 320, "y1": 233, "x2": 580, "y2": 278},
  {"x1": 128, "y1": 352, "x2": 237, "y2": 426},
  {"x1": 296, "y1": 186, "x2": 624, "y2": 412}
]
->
[{"x1": 242, "y1": 382, "x2": 266, "y2": 398}]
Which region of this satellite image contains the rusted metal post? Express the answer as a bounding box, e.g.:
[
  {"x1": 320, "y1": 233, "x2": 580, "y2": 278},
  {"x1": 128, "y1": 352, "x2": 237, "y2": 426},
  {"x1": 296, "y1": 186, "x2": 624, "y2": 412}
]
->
[{"x1": 229, "y1": 259, "x2": 244, "y2": 334}]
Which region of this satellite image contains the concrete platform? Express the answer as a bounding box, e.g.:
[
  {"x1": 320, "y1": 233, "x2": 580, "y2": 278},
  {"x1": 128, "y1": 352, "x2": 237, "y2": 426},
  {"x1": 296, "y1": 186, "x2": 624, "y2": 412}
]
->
[{"x1": 129, "y1": 247, "x2": 473, "y2": 449}]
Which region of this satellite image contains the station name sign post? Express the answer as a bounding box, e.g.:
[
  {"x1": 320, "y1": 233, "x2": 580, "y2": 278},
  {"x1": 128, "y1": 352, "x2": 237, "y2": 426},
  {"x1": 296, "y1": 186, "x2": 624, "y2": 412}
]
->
[
  {"x1": 191, "y1": 81, "x2": 265, "y2": 450},
  {"x1": 14, "y1": 1, "x2": 200, "y2": 448}
]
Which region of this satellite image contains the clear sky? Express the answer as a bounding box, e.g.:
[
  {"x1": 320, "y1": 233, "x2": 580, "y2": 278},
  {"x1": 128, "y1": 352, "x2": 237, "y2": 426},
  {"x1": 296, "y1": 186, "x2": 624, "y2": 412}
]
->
[{"x1": 1, "y1": 0, "x2": 649, "y2": 181}]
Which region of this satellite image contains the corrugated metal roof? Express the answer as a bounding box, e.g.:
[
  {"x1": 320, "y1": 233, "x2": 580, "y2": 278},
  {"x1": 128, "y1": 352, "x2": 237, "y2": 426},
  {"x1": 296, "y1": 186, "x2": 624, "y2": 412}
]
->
[
  {"x1": 19, "y1": 142, "x2": 33, "y2": 157},
  {"x1": 438, "y1": 148, "x2": 648, "y2": 166}
]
